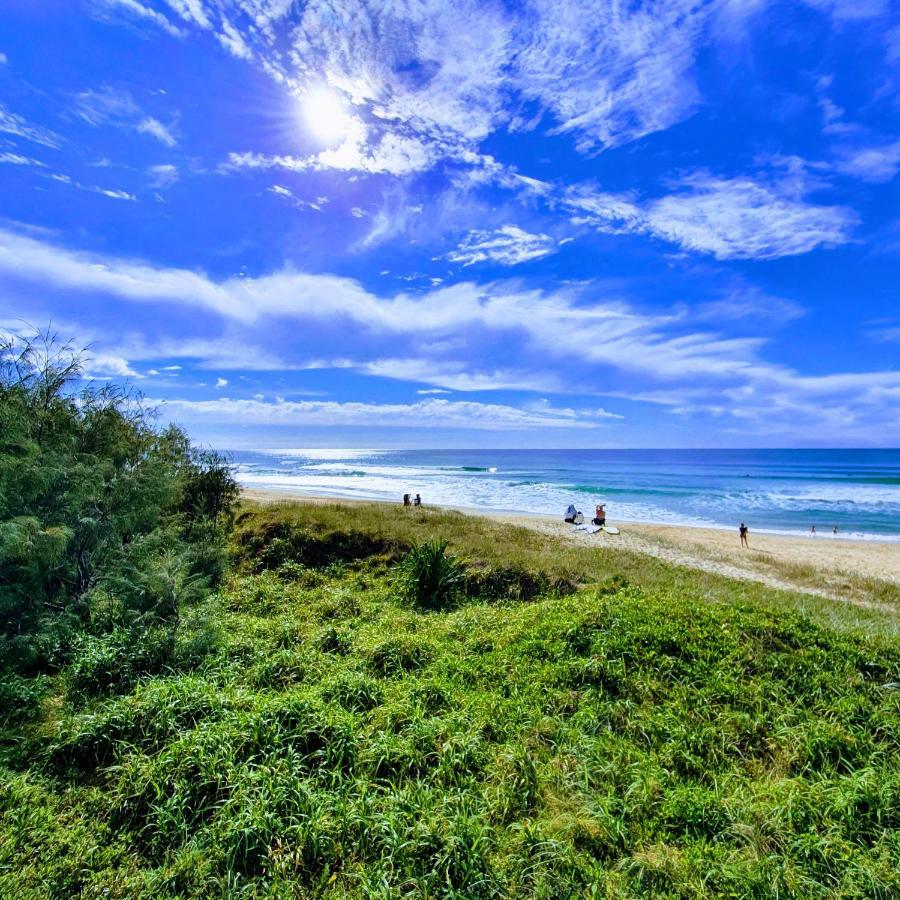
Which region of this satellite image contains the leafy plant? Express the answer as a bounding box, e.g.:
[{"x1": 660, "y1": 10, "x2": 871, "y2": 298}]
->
[{"x1": 396, "y1": 538, "x2": 465, "y2": 610}]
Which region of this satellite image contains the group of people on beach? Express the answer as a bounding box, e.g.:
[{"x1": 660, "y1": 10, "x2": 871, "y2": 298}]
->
[
  {"x1": 402, "y1": 493, "x2": 421, "y2": 507},
  {"x1": 565, "y1": 504, "x2": 606, "y2": 526},
  {"x1": 739, "y1": 522, "x2": 840, "y2": 547}
]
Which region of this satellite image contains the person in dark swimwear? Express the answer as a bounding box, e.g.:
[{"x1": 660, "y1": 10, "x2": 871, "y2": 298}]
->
[
  {"x1": 593, "y1": 504, "x2": 606, "y2": 527},
  {"x1": 403, "y1": 493, "x2": 411, "y2": 507},
  {"x1": 739, "y1": 522, "x2": 749, "y2": 548},
  {"x1": 413, "y1": 493, "x2": 421, "y2": 507}
]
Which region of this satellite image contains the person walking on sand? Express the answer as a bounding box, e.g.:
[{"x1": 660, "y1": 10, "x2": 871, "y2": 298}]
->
[
  {"x1": 739, "y1": 522, "x2": 749, "y2": 548},
  {"x1": 811, "y1": 525, "x2": 817, "y2": 536}
]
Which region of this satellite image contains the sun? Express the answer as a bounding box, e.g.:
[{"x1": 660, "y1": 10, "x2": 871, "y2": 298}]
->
[{"x1": 302, "y1": 87, "x2": 357, "y2": 145}]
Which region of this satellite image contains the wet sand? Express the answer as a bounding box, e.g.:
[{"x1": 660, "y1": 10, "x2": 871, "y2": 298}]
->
[{"x1": 241, "y1": 488, "x2": 899, "y2": 599}]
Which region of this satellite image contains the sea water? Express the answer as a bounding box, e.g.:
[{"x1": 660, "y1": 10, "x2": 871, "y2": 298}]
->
[{"x1": 229, "y1": 448, "x2": 900, "y2": 542}]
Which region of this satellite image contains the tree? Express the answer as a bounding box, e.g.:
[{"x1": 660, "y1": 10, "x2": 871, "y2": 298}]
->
[{"x1": 0, "y1": 329, "x2": 238, "y2": 672}]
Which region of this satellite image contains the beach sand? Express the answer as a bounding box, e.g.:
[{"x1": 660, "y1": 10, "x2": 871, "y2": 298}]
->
[{"x1": 241, "y1": 488, "x2": 899, "y2": 602}]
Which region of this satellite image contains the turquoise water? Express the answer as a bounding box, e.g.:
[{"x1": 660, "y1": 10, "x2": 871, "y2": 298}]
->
[{"x1": 230, "y1": 448, "x2": 900, "y2": 542}]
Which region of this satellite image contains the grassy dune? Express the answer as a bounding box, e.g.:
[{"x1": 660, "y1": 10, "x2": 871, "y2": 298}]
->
[{"x1": 2, "y1": 502, "x2": 899, "y2": 897}]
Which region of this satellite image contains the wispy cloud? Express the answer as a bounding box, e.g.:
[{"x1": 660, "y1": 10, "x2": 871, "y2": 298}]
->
[
  {"x1": 74, "y1": 86, "x2": 178, "y2": 148},
  {"x1": 0, "y1": 103, "x2": 61, "y2": 149},
  {"x1": 95, "y1": 0, "x2": 186, "y2": 38},
  {"x1": 163, "y1": 0, "x2": 211, "y2": 29},
  {"x1": 148, "y1": 163, "x2": 179, "y2": 187},
  {"x1": 74, "y1": 85, "x2": 139, "y2": 125},
  {"x1": 446, "y1": 226, "x2": 557, "y2": 267},
  {"x1": 3, "y1": 225, "x2": 898, "y2": 439},
  {"x1": 0, "y1": 152, "x2": 46, "y2": 167},
  {"x1": 137, "y1": 116, "x2": 177, "y2": 147},
  {"x1": 224, "y1": 128, "x2": 436, "y2": 177},
  {"x1": 156, "y1": 395, "x2": 612, "y2": 431},
  {"x1": 43, "y1": 172, "x2": 137, "y2": 201},
  {"x1": 565, "y1": 169, "x2": 857, "y2": 260},
  {"x1": 833, "y1": 139, "x2": 900, "y2": 183}
]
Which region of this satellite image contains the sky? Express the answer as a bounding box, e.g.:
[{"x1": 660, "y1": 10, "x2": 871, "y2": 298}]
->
[{"x1": 1, "y1": 0, "x2": 898, "y2": 449}]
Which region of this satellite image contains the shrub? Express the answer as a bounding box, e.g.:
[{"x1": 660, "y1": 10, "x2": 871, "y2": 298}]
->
[
  {"x1": 66, "y1": 626, "x2": 175, "y2": 699},
  {"x1": 396, "y1": 539, "x2": 465, "y2": 610},
  {"x1": 0, "y1": 329, "x2": 238, "y2": 679}
]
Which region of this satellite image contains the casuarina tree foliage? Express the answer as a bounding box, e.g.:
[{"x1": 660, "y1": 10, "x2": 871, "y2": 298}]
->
[{"x1": 0, "y1": 330, "x2": 238, "y2": 674}]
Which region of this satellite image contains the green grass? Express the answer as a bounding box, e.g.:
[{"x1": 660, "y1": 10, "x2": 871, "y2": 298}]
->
[{"x1": 2, "y1": 501, "x2": 898, "y2": 897}]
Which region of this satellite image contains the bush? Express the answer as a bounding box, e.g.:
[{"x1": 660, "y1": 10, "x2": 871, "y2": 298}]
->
[
  {"x1": 396, "y1": 539, "x2": 465, "y2": 610},
  {"x1": 0, "y1": 329, "x2": 238, "y2": 683},
  {"x1": 66, "y1": 626, "x2": 176, "y2": 699}
]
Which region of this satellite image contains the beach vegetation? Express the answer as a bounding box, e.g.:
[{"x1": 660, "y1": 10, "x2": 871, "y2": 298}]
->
[
  {"x1": 1, "y1": 498, "x2": 898, "y2": 896},
  {"x1": 397, "y1": 538, "x2": 465, "y2": 610},
  {"x1": 0, "y1": 330, "x2": 238, "y2": 683}
]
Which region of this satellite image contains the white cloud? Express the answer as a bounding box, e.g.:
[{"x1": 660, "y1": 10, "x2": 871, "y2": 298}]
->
[
  {"x1": 94, "y1": 187, "x2": 137, "y2": 201},
  {"x1": 0, "y1": 152, "x2": 45, "y2": 167},
  {"x1": 693, "y1": 287, "x2": 805, "y2": 324},
  {"x1": 645, "y1": 174, "x2": 856, "y2": 259},
  {"x1": 42, "y1": 173, "x2": 136, "y2": 201},
  {"x1": 96, "y1": 0, "x2": 186, "y2": 38},
  {"x1": 0, "y1": 226, "x2": 764, "y2": 383},
  {"x1": 510, "y1": 0, "x2": 705, "y2": 152},
  {"x1": 157, "y1": 396, "x2": 609, "y2": 431},
  {"x1": 227, "y1": 130, "x2": 436, "y2": 177},
  {"x1": 446, "y1": 225, "x2": 557, "y2": 266},
  {"x1": 148, "y1": 163, "x2": 179, "y2": 187},
  {"x1": 74, "y1": 86, "x2": 139, "y2": 125},
  {"x1": 5, "y1": 225, "x2": 900, "y2": 440},
  {"x1": 350, "y1": 207, "x2": 367, "y2": 218},
  {"x1": 0, "y1": 103, "x2": 60, "y2": 149},
  {"x1": 802, "y1": 0, "x2": 888, "y2": 21},
  {"x1": 83, "y1": 352, "x2": 140, "y2": 378},
  {"x1": 565, "y1": 170, "x2": 857, "y2": 260},
  {"x1": 163, "y1": 0, "x2": 212, "y2": 28},
  {"x1": 833, "y1": 140, "x2": 900, "y2": 183},
  {"x1": 215, "y1": 377, "x2": 229, "y2": 388},
  {"x1": 137, "y1": 117, "x2": 177, "y2": 147},
  {"x1": 0, "y1": 53, "x2": 8, "y2": 65}
]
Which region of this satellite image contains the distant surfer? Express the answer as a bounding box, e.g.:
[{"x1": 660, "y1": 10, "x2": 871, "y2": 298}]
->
[
  {"x1": 833, "y1": 526, "x2": 838, "y2": 535},
  {"x1": 739, "y1": 522, "x2": 749, "y2": 548}
]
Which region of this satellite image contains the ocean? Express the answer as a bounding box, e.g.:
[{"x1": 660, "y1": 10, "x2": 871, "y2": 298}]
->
[{"x1": 229, "y1": 448, "x2": 900, "y2": 542}]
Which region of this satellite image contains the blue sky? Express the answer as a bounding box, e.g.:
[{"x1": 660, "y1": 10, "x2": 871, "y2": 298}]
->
[{"x1": 1, "y1": 0, "x2": 898, "y2": 448}]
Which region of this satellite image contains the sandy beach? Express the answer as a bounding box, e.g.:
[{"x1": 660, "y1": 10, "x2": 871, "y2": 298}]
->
[{"x1": 241, "y1": 488, "x2": 899, "y2": 603}]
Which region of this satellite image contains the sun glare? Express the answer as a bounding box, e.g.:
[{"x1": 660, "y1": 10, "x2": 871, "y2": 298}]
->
[{"x1": 302, "y1": 88, "x2": 356, "y2": 145}]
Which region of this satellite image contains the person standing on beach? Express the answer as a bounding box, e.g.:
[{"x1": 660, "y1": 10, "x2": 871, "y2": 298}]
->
[
  {"x1": 739, "y1": 522, "x2": 749, "y2": 548},
  {"x1": 811, "y1": 525, "x2": 817, "y2": 536}
]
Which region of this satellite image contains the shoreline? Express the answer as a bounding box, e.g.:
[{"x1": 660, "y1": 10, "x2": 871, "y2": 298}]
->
[
  {"x1": 241, "y1": 487, "x2": 900, "y2": 594},
  {"x1": 238, "y1": 482, "x2": 899, "y2": 543}
]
